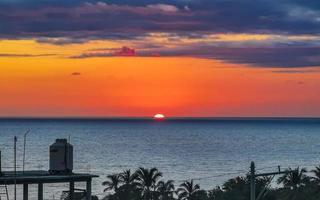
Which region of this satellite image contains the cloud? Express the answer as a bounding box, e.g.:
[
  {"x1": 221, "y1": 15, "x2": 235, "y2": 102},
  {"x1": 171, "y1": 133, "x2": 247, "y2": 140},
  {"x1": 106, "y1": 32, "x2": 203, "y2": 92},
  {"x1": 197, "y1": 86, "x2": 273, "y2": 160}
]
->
[
  {"x1": 36, "y1": 37, "x2": 88, "y2": 45},
  {"x1": 272, "y1": 69, "x2": 320, "y2": 73},
  {"x1": 1, "y1": 0, "x2": 320, "y2": 40},
  {"x1": 0, "y1": 2, "x2": 191, "y2": 41},
  {"x1": 72, "y1": 46, "x2": 136, "y2": 58},
  {"x1": 1, "y1": 0, "x2": 320, "y2": 67},
  {"x1": 146, "y1": 4, "x2": 179, "y2": 12},
  {"x1": 71, "y1": 72, "x2": 81, "y2": 76},
  {"x1": 150, "y1": 46, "x2": 320, "y2": 67},
  {"x1": 114, "y1": 46, "x2": 136, "y2": 56},
  {"x1": 0, "y1": 53, "x2": 57, "y2": 57},
  {"x1": 72, "y1": 42, "x2": 320, "y2": 67}
]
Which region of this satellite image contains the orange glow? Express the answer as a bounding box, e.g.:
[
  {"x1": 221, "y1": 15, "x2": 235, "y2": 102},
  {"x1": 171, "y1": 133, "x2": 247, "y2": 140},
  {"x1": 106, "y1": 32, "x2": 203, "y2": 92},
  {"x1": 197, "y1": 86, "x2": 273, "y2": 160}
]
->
[{"x1": 0, "y1": 39, "x2": 320, "y2": 117}]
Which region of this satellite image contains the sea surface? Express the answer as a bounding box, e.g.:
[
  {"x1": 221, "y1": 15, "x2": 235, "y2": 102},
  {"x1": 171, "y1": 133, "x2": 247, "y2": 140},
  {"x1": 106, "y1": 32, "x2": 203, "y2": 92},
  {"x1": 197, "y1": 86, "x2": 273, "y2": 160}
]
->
[{"x1": 0, "y1": 118, "x2": 319, "y2": 199}]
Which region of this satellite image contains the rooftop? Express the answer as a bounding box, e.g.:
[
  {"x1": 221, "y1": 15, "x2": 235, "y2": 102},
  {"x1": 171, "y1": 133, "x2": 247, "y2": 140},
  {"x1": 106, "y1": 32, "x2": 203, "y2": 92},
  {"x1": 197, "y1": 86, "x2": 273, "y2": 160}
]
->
[{"x1": 0, "y1": 170, "x2": 98, "y2": 185}]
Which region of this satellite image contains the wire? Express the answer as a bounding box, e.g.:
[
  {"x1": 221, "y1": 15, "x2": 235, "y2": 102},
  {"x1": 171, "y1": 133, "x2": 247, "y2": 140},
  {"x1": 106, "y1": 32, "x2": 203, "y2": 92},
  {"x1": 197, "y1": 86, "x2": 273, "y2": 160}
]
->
[
  {"x1": 176, "y1": 170, "x2": 248, "y2": 183},
  {"x1": 176, "y1": 162, "x2": 320, "y2": 183}
]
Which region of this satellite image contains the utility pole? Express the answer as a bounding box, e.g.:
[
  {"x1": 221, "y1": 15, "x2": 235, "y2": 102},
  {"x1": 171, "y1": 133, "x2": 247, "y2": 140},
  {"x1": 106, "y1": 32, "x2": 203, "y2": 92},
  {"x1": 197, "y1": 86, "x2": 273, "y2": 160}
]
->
[
  {"x1": 250, "y1": 161, "x2": 256, "y2": 200},
  {"x1": 250, "y1": 162, "x2": 298, "y2": 200},
  {"x1": 0, "y1": 150, "x2": 2, "y2": 176},
  {"x1": 14, "y1": 136, "x2": 17, "y2": 200}
]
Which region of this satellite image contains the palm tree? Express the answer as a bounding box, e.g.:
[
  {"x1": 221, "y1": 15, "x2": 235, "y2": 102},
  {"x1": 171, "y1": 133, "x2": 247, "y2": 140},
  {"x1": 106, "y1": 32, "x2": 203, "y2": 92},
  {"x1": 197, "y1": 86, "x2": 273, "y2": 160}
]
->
[
  {"x1": 277, "y1": 167, "x2": 309, "y2": 189},
  {"x1": 156, "y1": 180, "x2": 175, "y2": 200},
  {"x1": 176, "y1": 180, "x2": 200, "y2": 200},
  {"x1": 222, "y1": 176, "x2": 248, "y2": 192},
  {"x1": 105, "y1": 170, "x2": 139, "y2": 200},
  {"x1": 120, "y1": 169, "x2": 138, "y2": 186},
  {"x1": 102, "y1": 174, "x2": 122, "y2": 192},
  {"x1": 277, "y1": 167, "x2": 310, "y2": 200},
  {"x1": 310, "y1": 166, "x2": 320, "y2": 197},
  {"x1": 312, "y1": 166, "x2": 320, "y2": 184},
  {"x1": 136, "y1": 167, "x2": 163, "y2": 200}
]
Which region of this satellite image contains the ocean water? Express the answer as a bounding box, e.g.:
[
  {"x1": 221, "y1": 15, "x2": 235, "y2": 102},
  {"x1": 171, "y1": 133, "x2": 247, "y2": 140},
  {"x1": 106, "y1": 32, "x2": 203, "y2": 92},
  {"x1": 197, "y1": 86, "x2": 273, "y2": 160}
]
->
[{"x1": 0, "y1": 118, "x2": 320, "y2": 199}]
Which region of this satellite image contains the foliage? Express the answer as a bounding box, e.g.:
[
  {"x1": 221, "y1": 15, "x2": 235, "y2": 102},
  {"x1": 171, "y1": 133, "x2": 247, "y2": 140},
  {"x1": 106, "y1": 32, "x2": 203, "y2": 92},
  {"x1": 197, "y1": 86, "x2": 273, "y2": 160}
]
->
[
  {"x1": 176, "y1": 180, "x2": 200, "y2": 200},
  {"x1": 101, "y1": 166, "x2": 320, "y2": 200}
]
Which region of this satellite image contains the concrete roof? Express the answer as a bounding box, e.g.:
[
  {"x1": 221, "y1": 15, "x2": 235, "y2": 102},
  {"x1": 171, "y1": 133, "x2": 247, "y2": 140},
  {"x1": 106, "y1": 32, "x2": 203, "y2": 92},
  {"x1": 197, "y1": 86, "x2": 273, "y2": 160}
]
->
[{"x1": 0, "y1": 170, "x2": 98, "y2": 184}]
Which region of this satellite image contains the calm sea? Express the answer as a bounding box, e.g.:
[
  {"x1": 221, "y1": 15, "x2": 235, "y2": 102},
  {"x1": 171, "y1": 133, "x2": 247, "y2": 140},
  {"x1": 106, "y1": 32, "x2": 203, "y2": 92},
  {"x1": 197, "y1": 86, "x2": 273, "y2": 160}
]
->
[{"x1": 0, "y1": 118, "x2": 319, "y2": 199}]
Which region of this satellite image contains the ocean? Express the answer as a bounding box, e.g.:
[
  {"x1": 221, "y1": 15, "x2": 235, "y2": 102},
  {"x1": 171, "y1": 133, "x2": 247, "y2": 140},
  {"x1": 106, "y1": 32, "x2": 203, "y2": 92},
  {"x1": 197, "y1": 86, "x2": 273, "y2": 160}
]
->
[{"x1": 0, "y1": 118, "x2": 319, "y2": 199}]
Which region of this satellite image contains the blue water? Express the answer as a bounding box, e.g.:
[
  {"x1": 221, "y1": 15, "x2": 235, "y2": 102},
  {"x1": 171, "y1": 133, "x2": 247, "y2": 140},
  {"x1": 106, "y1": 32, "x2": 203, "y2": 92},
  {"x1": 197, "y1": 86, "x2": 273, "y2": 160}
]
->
[{"x1": 0, "y1": 118, "x2": 320, "y2": 199}]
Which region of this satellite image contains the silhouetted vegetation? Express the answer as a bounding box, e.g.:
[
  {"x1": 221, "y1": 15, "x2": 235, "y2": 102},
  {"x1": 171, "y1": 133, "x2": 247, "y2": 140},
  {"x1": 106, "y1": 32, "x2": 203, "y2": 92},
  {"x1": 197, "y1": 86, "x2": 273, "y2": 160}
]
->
[{"x1": 101, "y1": 166, "x2": 320, "y2": 200}]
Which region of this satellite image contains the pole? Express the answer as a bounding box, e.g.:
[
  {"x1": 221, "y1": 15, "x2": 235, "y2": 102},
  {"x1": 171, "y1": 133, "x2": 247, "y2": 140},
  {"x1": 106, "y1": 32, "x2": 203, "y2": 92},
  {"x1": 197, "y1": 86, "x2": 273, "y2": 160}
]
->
[
  {"x1": 250, "y1": 161, "x2": 256, "y2": 200},
  {"x1": 86, "y1": 179, "x2": 92, "y2": 200},
  {"x1": 0, "y1": 150, "x2": 2, "y2": 176},
  {"x1": 253, "y1": 164, "x2": 298, "y2": 200},
  {"x1": 14, "y1": 136, "x2": 17, "y2": 200},
  {"x1": 23, "y1": 184, "x2": 29, "y2": 200},
  {"x1": 23, "y1": 129, "x2": 30, "y2": 173},
  {"x1": 69, "y1": 181, "x2": 74, "y2": 200},
  {"x1": 38, "y1": 183, "x2": 43, "y2": 200}
]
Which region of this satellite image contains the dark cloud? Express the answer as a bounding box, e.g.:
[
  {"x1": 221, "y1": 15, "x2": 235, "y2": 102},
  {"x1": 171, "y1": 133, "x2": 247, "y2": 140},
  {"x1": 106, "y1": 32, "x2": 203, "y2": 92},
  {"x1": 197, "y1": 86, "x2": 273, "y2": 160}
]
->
[
  {"x1": 72, "y1": 46, "x2": 136, "y2": 58},
  {"x1": 1, "y1": 0, "x2": 320, "y2": 40},
  {"x1": 114, "y1": 46, "x2": 136, "y2": 56},
  {"x1": 0, "y1": 2, "x2": 188, "y2": 39},
  {"x1": 1, "y1": 0, "x2": 320, "y2": 67},
  {"x1": 204, "y1": 47, "x2": 320, "y2": 68},
  {"x1": 284, "y1": 0, "x2": 320, "y2": 10},
  {"x1": 71, "y1": 72, "x2": 81, "y2": 76},
  {"x1": 272, "y1": 69, "x2": 320, "y2": 73},
  {"x1": 73, "y1": 45, "x2": 320, "y2": 67},
  {"x1": 171, "y1": 47, "x2": 320, "y2": 67}
]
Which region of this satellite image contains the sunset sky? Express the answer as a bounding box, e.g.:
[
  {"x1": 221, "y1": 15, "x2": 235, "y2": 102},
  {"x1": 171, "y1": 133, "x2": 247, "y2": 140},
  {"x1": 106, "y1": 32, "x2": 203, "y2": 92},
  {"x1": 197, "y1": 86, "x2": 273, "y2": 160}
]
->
[{"x1": 0, "y1": 0, "x2": 319, "y2": 117}]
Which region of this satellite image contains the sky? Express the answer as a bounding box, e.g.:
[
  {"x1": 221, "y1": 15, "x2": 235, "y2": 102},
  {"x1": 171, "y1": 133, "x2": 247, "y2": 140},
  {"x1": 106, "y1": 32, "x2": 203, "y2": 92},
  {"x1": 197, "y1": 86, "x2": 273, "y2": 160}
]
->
[{"x1": 0, "y1": 0, "x2": 319, "y2": 117}]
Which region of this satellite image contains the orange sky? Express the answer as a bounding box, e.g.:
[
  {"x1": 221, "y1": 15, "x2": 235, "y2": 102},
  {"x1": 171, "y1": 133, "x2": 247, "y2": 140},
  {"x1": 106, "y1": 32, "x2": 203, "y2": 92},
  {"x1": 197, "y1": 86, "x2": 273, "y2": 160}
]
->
[{"x1": 0, "y1": 39, "x2": 320, "y2": 117}]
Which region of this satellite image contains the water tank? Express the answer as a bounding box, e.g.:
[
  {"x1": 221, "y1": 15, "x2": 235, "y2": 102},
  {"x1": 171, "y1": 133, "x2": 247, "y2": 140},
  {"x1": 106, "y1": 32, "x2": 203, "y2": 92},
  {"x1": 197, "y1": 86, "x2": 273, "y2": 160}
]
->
[{"x1": 49, "y1": 139, "x2": 73, "y2": 174}]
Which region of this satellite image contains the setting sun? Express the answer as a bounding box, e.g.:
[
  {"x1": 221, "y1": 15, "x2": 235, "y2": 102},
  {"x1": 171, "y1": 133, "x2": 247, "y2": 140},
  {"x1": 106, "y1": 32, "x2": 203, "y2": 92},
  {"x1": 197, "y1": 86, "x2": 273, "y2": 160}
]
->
[{"x1": 154, "y1": 114, "x2": 165, "y2": 119}]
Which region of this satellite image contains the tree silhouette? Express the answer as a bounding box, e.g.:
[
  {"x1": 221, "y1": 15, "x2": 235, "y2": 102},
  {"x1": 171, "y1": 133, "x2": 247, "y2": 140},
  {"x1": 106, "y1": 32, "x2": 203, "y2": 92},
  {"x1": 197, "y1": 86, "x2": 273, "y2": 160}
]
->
[
  {"x1": 100, "y1": 166, "x2": 320, "y2": 200},
  {"x1": 115, "y1": 169, "x2": 141, "y2": 200},
  {"x1": 312, "y1": 166, "x2": 320, "y2": 184},
  {"x1": 176, "y1": 180, "x2": 200, "y2": 200},
  {"x1": 120, "y1": 169, "x2": 138, "y2": 186},
  {"x1": 156, "y1": 180, "x2": 175, "y2": 200},
  {"x1": 136, "y1": 167, "x2": 163, "y2": 200},
  {"x1": 277, "y1": 167, "x2": 310, "y2": 200},
  {"x1": 102, "y1": 174, "x2": 121, "y2": 192},
  {"x1": 208, "y1": 186, "x2": 224, "y2": 200},
  {"x1": 277, "y1": 167, "x2": 309, "y2": 189}
]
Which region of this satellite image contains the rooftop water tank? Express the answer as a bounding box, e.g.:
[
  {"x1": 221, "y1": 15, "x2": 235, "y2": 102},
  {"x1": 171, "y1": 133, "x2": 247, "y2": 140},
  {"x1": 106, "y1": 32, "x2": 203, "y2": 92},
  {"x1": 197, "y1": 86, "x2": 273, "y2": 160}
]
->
[{"x1": 49, "y1": 139, "x2": 73, "y2": 174}]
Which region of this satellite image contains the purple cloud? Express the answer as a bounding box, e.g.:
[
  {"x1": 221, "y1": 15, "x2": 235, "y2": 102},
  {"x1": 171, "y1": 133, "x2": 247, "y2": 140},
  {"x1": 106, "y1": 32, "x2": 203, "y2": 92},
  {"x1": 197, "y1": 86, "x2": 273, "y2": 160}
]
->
[
  {"x1": 72, "y1": 43, "x2": 320, "y2": 67},
  {"x1": 0, "y1": 0, "x2": 320, "y2": 68},
  {"x1": 72, "y1": 46, "x2": 136, "y2": 58}
]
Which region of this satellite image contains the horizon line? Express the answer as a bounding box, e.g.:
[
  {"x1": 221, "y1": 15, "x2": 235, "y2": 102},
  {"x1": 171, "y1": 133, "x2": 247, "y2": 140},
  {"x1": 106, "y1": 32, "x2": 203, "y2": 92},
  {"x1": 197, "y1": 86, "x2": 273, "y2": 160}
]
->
[{"x1": 0, "y1": 116, "x2": 319, "y2": 121}]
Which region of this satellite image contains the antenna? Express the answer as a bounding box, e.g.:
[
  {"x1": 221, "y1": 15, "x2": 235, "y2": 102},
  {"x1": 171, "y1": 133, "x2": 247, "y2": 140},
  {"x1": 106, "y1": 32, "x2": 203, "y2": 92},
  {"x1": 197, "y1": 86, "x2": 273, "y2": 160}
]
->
[
  {"x1": 23, "y1": 129, "x2": 31, "y2": 174},
  {"x1": 14, "y1": 136, "x2": 17, "y2": 200}
]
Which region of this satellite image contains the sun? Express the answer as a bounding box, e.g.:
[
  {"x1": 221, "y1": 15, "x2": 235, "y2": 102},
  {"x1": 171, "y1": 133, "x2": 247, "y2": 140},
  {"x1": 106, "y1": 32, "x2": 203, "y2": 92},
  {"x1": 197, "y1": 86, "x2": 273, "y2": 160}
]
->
[{"x1": 154, "y1": 114, "x2": 165, "y2": 120}]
